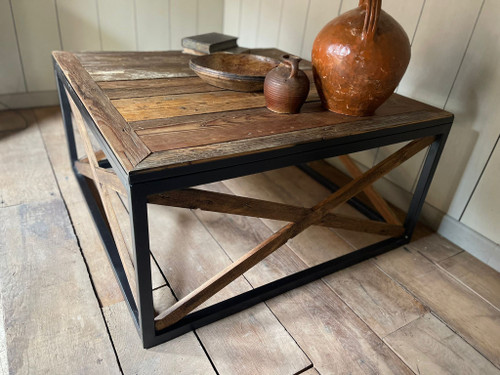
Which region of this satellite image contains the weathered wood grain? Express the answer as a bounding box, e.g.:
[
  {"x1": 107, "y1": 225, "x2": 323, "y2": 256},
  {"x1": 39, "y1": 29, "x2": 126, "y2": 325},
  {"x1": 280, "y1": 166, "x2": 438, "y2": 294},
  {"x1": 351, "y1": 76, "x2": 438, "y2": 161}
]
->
[
  {"x1": 98, "y1": 77, "x2": 223, "y2": 100},
  {"x1": 148, "y1": 188, "x2": 405, "y2": 237},
  {"x1": 306, "y1": 159, "x2": 434, "y2": 241},
  {"x1": 439, "y1": 251, "x2": 500, "y2": 310},
  {"x1": 75, "y1": 51, "x2": 196, "y2": 81},
  {"x1": 53, "y1": 51, "x2": 151, "y2": 170},
  {"x1": 147, "y1": 204, "x2": 311, "y2": 375},
  {"x1": 34, "y1": 107, "x2": 123, "y2": 307},
  {"x1": 155, "y1": 137, "x2": 433, "y2": 328},
  {"x1": 0, "y1": 199, "x2": 120, "y2": 374},
  {"x1": 408, "y1": 233, "x2": 463, "y2": 263},
  {"x1": 324, "y1": 261, "x2": 427, "y2": 338},
  {"x1": 135, "y1": 109, "x2": 449, "y2": 170},
  {"x1": 0, "y1": 110, "x2": 27, "y2": 132},
  {"x1": 75, "y1": 159, "x2": 126, "y2": 196},
  {"x1": 103, "y1": 301, "x2": 215, "y2": 375},
  {"x1": 0, "y1": 109, "x2": 59, "y2": 207},
  {"x1": 108, "y1": 191, "x2": 166, "y2": 290},
  {"x1": 339, "y1": 154, "x2": 401, "y2": 225},
  {"x1": 384, "y1": 313, "x2": 500, "y2": 375},
  {"x1": 222, "y1": 168, "x2": 430, "y2": 340},
  {"x1": 374, "y1": 243, "x2": 500, "y2": 367},
  {"x1": 194, "y1": 182, "x2": 412, "y2": 374}
]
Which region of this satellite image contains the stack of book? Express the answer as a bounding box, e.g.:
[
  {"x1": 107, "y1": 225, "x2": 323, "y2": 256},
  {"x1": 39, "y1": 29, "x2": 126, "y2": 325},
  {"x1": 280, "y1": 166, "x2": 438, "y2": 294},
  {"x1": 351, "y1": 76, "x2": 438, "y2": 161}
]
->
[{"x1": 182, "y1": 32, "x2": 249, "y2": 55}]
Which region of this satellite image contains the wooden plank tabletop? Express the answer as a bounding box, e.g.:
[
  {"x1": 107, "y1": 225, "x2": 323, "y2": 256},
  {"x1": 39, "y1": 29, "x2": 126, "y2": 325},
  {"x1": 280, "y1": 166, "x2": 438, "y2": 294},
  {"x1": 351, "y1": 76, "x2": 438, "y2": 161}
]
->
[{"x1": 53, "y1": 49, "x2": 453, "y2": 175}]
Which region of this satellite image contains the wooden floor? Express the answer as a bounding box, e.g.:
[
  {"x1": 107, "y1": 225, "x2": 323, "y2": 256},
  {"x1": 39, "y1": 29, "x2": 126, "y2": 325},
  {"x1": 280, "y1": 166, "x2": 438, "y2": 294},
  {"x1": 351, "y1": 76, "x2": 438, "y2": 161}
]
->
[{"x1": 1, "y1": 107, "x2": 500, "y2": 374}]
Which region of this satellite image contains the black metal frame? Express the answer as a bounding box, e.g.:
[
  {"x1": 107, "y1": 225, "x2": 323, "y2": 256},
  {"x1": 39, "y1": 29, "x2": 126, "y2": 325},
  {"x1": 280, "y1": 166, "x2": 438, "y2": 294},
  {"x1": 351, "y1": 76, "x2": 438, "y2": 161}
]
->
[{"x1": 55, "y1": 61, "x2": 452, "y2": 348}]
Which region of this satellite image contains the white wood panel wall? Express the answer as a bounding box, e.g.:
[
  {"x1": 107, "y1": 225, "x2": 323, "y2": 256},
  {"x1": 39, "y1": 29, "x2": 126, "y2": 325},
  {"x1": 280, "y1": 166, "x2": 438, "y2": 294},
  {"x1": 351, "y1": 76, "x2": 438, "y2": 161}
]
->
[
  {"x1": 0, "y1": 0, "x2": 222, "y2": 102},
  {"x1": 223, "y1": 0, "x2": 500, "y2": 265}
]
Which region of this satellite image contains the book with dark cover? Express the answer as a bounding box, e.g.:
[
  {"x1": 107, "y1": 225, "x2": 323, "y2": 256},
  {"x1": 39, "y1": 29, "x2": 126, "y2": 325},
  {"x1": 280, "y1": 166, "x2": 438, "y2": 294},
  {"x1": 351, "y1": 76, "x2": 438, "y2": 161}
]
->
[{"x1": 182, "y1": 32, "x2": 238, "y2": 54}]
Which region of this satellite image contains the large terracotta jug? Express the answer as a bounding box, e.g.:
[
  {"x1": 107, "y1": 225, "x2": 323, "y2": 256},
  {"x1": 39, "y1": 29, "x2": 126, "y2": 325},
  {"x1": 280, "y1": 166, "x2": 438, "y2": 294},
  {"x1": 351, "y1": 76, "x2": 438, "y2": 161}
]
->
[{"x1": 311, "y1": 0, "x2": 410, "y2": 116}]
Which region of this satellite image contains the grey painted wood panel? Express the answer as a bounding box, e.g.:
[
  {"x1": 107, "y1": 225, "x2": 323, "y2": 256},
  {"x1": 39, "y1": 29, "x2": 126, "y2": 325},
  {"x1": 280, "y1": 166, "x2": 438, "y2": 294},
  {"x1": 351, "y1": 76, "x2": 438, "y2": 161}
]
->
[
  {"x1": 10, "y1": 0, "x2": 61, "y2": 91},
  {"x1": 135, "y1": 0, "x2": 171, "y2": 51},
  {"x1": 0, "y1": 0, "x2": 25, "y2": 94},
  {"x1": 56, "y1": 0, "x2": 101, "y2": 51},
  {"x1": 97, "y1": 0, "x2": 137, "y2": 50}
]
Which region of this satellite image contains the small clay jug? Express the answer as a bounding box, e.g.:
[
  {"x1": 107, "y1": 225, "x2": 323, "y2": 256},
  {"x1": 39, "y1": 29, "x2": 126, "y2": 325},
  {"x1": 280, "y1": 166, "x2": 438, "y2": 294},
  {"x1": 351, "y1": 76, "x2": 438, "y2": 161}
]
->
[
  {"x1": 311, "y1": 0, "x2": 410, "y2": 116},
  {"x1": 264, "y1": 55, "x2": 310, "y2": 114}
]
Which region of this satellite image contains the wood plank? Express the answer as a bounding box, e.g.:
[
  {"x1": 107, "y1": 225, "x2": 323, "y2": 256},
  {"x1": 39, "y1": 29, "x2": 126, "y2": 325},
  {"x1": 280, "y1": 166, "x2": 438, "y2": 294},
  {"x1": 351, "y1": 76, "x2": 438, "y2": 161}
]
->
[
  {"x1": 75, "y1": 160, "x2": 126, "y2": 196},
  {"x1": 69, "y1": 95, "x2": 139, "y2": 301},
  {"x1": 428, "y1": 0, "x2": 500, "y2": 219},
  {"x1": 98, "y1": 77, "x2": 223, "y2": 100},
  {"x1": 170, "y1": 0, "x2": 197, "y2": 50},
  {"x1": 96, "y1": 0, "x2": 136, "y2": 50},
  {"x1": 384, "y1": 313, "x2": 500, "y2": 375},
  {"x1": 75, "y1": 51, "x2": 195, "y2": 81},
  {"x1": 0, "y1": 110, "x2": 27, "y2": 132},
  {"x1": 197, "y1": 0, "x2": 224, "y2": 34},
  {"x1": 339, "y1": 154, "x2": 401, "y2": 225},
  {"x1": 439, "y1": 251, "x2": 500, "y2": 310},
  {"x1": 35, "y1": 107, "x2": 123, "y2": 307},
  {"x1": 148, "y1": 188, "x2": 405, "y2": 236},
  {"x1": 306, "y1": 160, "x2": 434, "y2": 241},
  {"x1": 56, "y1": 0, "x2": 101, "y2": 51},
  {"x1": 0, "y1": 199, "x2": 120, "y2": 374},
  {"x1": 147, "y1": 204, "x2": 312, "y2": 375},
  {"x1": 136, "y1": 108, "x2": 449, "y2": 170},
  {"x1": 103, "y1": 301, "x2": 216, "y2": 375},
  {"x1": 155, "y1": 137, "x2": 433, "y2": 327},
  {"x1": 409, "y1": 233, "x2": 463, "y2": 262},
  {"x1": 324, "y1": 260, "x2": 427, "y2": 338},
  {"x1": 194, "y1": 182, "x2": 413, "y2": 374},
  {"x1": 277, "y1": 0, "x2": 310, "y2": 57},
  {"x1": 10, "y1": 0, "x2": 61, "y2": 91},
  {"x1": 374, "y1": 242, "x2": 500, "y2": 367},
  {"x1": 256, "y1": 0, "x2": 283, "y2": 48},
  {"x1": 0, "y1": 109, "x2": 60, "y2": 207},
  {"x1": 135, "y1": 0, "x2": 171, "y2": 51},
  {"x1": 108, "y1": 191, "x2": 166, "y2": 290},
  {"x1": 53, "y1": 51, "x2": 151, "y2": 170},
  {"x1": 0, "y1": 0, "x2": 25, "y2": 94},
  {"x1": 113, "y1": 89, "x2": 318, "y2": 123}
]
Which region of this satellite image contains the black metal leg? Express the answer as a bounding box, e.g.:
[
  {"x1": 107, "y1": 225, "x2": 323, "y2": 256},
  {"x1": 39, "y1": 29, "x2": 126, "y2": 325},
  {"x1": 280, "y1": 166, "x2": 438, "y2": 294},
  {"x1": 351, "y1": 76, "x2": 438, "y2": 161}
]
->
[
  {"x1": 129, "y1": 186, "x2": 156, "y2": 348},
  {"x1": 404, "y1": 129, "x2": 451, "y2": 239},
  {"x1": 55, "y1": 71, "x2": 78, "y2": 164}
]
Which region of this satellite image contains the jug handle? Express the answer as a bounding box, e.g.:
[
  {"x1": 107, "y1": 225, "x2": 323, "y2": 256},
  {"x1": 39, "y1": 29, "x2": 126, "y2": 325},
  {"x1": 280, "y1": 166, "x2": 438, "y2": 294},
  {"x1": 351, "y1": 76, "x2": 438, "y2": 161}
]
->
[
  {"x1": 359, "y1": 0, "x2": 381, "y2": 41},
  {"x1": 282, "y1": 54, "x2": 301, "y2": 79}
]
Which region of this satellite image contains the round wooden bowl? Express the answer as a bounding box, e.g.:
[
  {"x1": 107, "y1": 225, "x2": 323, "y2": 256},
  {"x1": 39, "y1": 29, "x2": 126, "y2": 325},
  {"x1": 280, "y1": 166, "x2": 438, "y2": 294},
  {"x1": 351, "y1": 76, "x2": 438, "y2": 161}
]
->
[{"x1": 189, "y1": 54, "x2": 279, "y2": 92}]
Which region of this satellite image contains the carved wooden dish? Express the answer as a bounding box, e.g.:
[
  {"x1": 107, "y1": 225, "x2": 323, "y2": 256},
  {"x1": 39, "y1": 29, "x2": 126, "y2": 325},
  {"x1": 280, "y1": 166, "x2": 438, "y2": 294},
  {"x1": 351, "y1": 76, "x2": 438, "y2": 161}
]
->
[{"x1": 189, "y1": 54, "x2": 279, "y2": 92}]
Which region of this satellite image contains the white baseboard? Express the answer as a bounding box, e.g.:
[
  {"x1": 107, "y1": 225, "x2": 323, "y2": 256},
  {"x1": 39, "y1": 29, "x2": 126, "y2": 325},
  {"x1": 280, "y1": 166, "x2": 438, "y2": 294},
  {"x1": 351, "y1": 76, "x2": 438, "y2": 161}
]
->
[
  {"x1": 324, "y1": 157, "x2": 500, "y2": 272},
  {"x1": 0, "y1": 91, "x2": 59, "y2": 110},
  {"x1": 438, "y1": 215, "x2": 500, "y2": 272}
]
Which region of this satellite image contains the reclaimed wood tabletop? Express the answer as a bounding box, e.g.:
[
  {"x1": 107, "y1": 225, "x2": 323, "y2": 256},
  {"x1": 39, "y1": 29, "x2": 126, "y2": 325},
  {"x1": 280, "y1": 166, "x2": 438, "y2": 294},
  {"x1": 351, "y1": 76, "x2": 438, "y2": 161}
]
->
[{"x1": 52, "y1": 49, "x2": 453, "y2": 176}]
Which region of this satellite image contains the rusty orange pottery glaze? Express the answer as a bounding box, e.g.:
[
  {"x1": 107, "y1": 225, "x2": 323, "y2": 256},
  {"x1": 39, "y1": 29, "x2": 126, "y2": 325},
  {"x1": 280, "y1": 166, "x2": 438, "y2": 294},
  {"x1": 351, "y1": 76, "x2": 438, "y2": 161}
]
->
[{"x1": 311, "y1": 0, "x2": 410, "y2": 116}]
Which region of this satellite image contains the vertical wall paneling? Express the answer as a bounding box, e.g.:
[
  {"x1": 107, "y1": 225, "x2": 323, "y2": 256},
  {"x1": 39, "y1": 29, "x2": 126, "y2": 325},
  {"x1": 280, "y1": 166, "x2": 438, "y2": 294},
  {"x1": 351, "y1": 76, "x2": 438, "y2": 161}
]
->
[
  {"x1": 56, "y1": 0, "x2": 101, "y2": 51},
  {"x1": 135, "y1": 0, "x2": 171, "y2": 51},
  {"x1": 223, "y1": 0, "x2": 241, "y2": 37},
  {"x1": 374, "y1": 0, "x2": 484, "y2": 193},
  {"x1": 198, "y1": 0, "x2": 224, "y2": 34},
  {"x1": 237, "y1": 0, "x2": 261, "y2": 48},
  {"x1": 0, "y1": 0, "x2": 25, "y2": 95},
  {"x1": 301, "y1": 0, "x2": 341, "y2": 60},
  {"x1": 97, "y1": 0, "x2": 137, "y2": 50},
  {"x1": 10, "y1": 0, "x2": 61, "y2": 92},
  {"x1": 256, "y1": 0, "x2": 283, "y2": 48},
  {"x1": 461, "y1": 138, "x2": 500, "y2": 244},
  {"x1": 427, "y1": 0, "x2": 500, "y2": 219},
  {"x1": 340, "y1": 0, "x2": 358, "y2": 13},
  {"x1": 277, "y1": 0, "x2": 310, "y2": 57},
  {"x1": 170, "y1": 0, "x2": 197, "y2": 50}
]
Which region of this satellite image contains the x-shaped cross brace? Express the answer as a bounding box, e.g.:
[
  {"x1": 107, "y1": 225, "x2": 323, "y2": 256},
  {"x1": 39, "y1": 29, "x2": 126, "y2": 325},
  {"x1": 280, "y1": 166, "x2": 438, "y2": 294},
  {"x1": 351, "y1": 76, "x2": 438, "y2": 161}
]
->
[{"x1": 70, "y1": 93, "x2": 434, "y2": 332}]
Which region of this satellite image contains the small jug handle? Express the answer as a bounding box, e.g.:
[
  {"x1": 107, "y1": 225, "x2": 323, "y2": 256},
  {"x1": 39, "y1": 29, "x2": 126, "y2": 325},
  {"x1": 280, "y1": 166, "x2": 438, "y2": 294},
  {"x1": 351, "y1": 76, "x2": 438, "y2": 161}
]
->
[
  {"x1": 358, "y1": 0, "x2": 381, "y2": 41},
  {"x1": 281, "y1": 54, "x2": 302, "y2": 79}
]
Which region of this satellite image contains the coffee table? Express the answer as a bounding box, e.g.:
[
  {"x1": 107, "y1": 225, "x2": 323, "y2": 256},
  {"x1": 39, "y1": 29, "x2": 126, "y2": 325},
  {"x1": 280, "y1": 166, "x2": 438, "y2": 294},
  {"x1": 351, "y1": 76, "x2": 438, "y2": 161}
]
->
[{"x1": 53, "y1": 49, "x2": 453, "y2": 348}]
